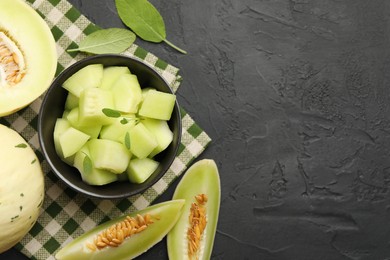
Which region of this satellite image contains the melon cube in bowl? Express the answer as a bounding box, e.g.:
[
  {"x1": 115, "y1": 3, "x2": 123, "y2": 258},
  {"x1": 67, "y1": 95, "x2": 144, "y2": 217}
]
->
[
  {"x1": 139, "y1": 89, "x2": 176, "y2": 120},
  {"x1": 88, "y1": 138, "x2": 131, "y2": 174},
  {"x1": 127, "y1": 158, "x2": 160, "y2": 184},
  {"x1": 128, "y1": 122, "x2": 158, "y2": 159}
]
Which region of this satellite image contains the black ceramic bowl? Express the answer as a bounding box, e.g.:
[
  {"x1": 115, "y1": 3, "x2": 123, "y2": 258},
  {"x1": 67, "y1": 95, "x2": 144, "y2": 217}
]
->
[{"x1": 38, "y1": 54, "x2": 181, "y2": 199}]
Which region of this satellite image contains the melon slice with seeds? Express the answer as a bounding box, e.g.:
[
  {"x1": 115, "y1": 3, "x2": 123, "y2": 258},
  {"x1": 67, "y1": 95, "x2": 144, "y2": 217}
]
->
[
  {"x1": 55, "y1": 200, "x2": 185, "y2": 260},
  {"x1": 167, "y1": 159, "x2": 221, "y2": 260},
  {"x1": 0, "y1": 0, "x2": 57, "y2": 116}
]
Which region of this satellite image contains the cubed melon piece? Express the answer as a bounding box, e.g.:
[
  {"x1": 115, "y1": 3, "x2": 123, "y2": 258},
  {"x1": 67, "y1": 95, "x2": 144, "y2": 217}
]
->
[
  {"x1": 62, "y1": 110, "x2": 70, "y2": 119},
  {"x1": 63, "y1": 64, "x2": 103, "y2": 97},
  {"x1": 99, "y1": 115, "x2": 136, "y2": 142},
  {"x1": 142, "y1": 118, "x2": 173, "y2": 157},
  {"x1": 111, "y1": 74, "x2": 142, "y2": 113},
  {"x1": 66, "y1": 108, "x2": 102, "y2": 138},
  {"x1": 53, "y1": 118, "x2": 70, "y2": 160},
  {"x1": 99, "y1": 66, "x2": 131, "y2": 90},
  {"x1": 73, "y1": 145, "x2": 118, "y2": 185},
  {"x1": 59, "y1": 127, "x2": 90, "y2": 158},
  {"x1": 127, "y1": 158, "x2": 159, "y2": 184},
  {"x1": 88, "y1": 139, "x2": 131, "y2": 174},
  {"x1": 65, "y1": 107, "x2": 79, "y2": 126},
  {"x1": 64, "y1": 93, "x2": 79, "y2": 110},
  {"x1": 141, "y1": 87, "x2": 156, "y2": 100},
  {"x1": 78, "y1": 125, "x2": 102, "y2": 140},
  {"x1": 128, "y1": 122, "x2": 158, "y2": 159},
  {"x1": 53, "y1": 118, "x2": 76, "y2": 165},
  {"x1": 78, "y1": 87, "x2": 115, "y2": 126},
  {"x1": 138, "y1": 90, "x2": 176, "y2": 120}
]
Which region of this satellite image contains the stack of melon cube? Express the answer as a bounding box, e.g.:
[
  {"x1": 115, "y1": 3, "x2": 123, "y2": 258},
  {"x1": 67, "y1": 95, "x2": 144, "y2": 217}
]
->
[{"x1": 53, "y1": 64, "x2": 177, "y2": 186}]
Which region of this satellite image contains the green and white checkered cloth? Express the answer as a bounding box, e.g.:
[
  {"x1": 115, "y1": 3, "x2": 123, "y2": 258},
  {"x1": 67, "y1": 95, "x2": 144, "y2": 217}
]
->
[{"x1": 0, "y1": 0, "x2": 211, "y2": 259}]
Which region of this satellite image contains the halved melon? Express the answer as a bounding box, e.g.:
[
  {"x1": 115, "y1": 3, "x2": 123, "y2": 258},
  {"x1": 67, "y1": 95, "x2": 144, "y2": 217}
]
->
[
  {"x1": 0, "y1": 124, "x2": 45, "y2": 253},
  {"x1": 0, "y1": 0, "x2": 57, "y2": 116}
]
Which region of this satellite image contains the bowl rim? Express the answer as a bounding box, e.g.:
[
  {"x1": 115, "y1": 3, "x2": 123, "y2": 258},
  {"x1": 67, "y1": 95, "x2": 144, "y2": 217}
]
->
[{"x1": 38, "y1": 54, "x2": 182, "y2": 199}]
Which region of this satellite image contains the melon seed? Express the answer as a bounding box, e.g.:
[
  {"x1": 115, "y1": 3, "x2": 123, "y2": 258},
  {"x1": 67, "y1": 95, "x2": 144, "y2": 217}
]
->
[
  {"x1": 87, "y1": 213, "x2": 155, "y2": 251},
  {"x1": 187, "y1": 194, "x2": 208, "y2": 259},
  {"x1": 0, "y1": 31, "x2": 26, "y2": 87}
]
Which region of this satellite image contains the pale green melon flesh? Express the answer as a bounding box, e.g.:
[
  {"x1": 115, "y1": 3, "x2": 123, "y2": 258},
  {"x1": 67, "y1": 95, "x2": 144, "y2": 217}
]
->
[
  {"x1": 65, "y1": 107, "x2": 79, "y2": 126},
  {"x1": 53, "y1": 118, "x2": 75, "y2": 165},
  {"x1": 78, "y1": 87, "x2": 115, "y2": 126},
  {"x1": 142, "y1": 118, "x2": 173, "y2": 157},
  {"x1": 129, "y1": 122, "x2": 158, "y2": 159},
  {"x1": 65, "y1": 93, "x2": 79, "y2": 110},
  {"x1": 0, "y1": 124, "x2": 44, "y2": 253},
  {"x1": 141, "y1": 87, "x2": 155, "y2": 100},
  {"x1": 111, "y1": 74, "x2": 142, "y2": 113},
  {"x1": 59, "y1": 127, "x2": 90, "y2": 158},
  {"x1": 0, "y1": 0, "x2": 57, "y2": 116},
  {"x1": 138, "y1": 90, "x2": 176, "y2": 120},
  {"x1": 73, "y1": 146, "x2": 117, "y2": 186},
  {"x1": 54, "y1": 118, "x2": 71, "y2": 158},
  {"x1": 99, "y1": 66, "x2": 131, "y2": 90},
  {"x1": 62, "y1": 110, "x2": 70, "y2": 119},
  {"x1": 127, "y1": 158, "x2": 159, "y2": 184},
  {"x1": 88, "y1": 139, "x2": 131, "y2": 174},
  {"x1": 66, "y1": 108, "x2": 102, "y2": 138},
  {"x1": 63, "y1": 64, "x2": 103, "y2": 97},
  {"x1": 99, "y1": 116, "x2": 136, "y2": 142}
]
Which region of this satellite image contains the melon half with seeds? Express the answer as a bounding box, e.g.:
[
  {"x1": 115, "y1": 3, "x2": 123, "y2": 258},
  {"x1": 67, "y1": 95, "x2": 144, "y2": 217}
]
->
[
  {"x1": 0, "y1": 124, "x2": 45, "y2": 253},
  {"x1": 0, "y1": 0, "x2": 57, "y2": 116}
]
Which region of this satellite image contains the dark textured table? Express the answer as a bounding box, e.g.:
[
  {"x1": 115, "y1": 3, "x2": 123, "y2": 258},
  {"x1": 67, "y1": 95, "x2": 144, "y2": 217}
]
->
[{"x1": 2, "y1": 0, "x2": 390, "y2": 259}]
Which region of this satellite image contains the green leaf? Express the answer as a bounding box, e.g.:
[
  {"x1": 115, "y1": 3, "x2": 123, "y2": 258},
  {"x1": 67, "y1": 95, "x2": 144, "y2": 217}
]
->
[
  {"x1": 67, "y1": 28, "x2": 136, "y2": 54},
  {"x1": 124, "y1": 132, "x2": 131, "y2": 150},
  {"x1": 102, "y1": 108, "x2": 121, "y2": 118},
  {"x1": 15, "y1": 143, "x2": 27, "y2": 148},
  {"x1": 120, "y1": 118, "x2": 129, "y2": 124},
  {"x1": 115, "y1": 0, "x2": 187, "y2": 54},
  {"x1": 83, "y1": 154, "x2": 93, "y2": 175}
]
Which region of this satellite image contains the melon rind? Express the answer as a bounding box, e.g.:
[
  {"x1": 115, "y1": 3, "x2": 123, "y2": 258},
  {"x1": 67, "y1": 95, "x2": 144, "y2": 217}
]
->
[
  {"x1": 0, "y1": 124, "x2": 44, "y2": 253},
  {"x1": 0, "y1": 0, "x2": 57, "y2": 116}
]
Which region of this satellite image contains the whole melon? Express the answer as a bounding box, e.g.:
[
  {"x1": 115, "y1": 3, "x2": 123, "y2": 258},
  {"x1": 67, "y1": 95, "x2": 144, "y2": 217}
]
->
[{"x1": 0, "y1": 124, "x2": 45, "y2": 253}]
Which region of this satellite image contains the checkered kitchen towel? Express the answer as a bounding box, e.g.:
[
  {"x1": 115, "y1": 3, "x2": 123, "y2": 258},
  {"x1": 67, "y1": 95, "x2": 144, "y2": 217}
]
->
[{"x1": 0, "y1": 0, "x2": 211, "y2": 259}]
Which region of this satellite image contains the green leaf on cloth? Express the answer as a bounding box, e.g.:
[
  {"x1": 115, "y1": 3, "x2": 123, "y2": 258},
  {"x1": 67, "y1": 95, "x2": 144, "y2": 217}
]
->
[{"x1": 67, "y1": 28, "x2": 136, "y2": 54}]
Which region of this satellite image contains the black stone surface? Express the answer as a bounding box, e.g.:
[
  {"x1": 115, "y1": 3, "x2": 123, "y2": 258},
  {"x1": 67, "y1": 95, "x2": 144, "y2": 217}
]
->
[{"x1": 2, "y1": 0, "x2": 390, "y2": 259}]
